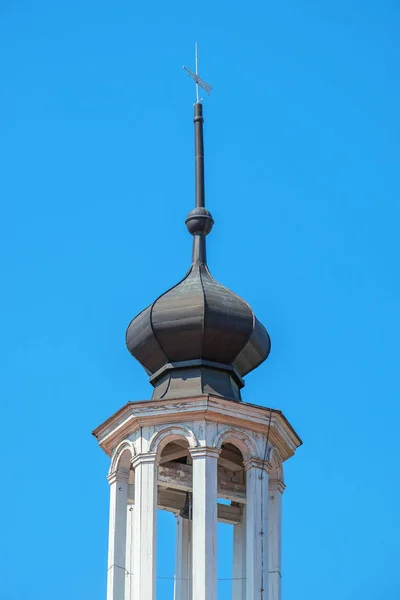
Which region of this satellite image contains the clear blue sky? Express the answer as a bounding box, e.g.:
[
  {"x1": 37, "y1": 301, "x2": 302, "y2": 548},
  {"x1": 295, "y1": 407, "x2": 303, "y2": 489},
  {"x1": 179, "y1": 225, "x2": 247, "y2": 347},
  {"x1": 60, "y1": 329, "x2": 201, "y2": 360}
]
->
[{"x1": 1, "y1": 1, "x2": 399, "y2": 598}]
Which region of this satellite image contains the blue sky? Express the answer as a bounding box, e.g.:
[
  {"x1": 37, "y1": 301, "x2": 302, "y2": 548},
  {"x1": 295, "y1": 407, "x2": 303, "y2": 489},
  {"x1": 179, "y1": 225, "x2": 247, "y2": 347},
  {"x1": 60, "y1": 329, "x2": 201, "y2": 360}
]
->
[{"x1": 1, "y1": 1, "x2": 399, "y2": 598}]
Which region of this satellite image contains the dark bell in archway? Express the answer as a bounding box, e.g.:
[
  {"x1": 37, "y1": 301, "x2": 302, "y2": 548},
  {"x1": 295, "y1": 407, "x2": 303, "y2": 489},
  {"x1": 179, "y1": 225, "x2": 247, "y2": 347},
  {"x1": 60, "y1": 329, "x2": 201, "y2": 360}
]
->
[{"x1": 179, "y1": 492, "x2": 192, "y2": 520}]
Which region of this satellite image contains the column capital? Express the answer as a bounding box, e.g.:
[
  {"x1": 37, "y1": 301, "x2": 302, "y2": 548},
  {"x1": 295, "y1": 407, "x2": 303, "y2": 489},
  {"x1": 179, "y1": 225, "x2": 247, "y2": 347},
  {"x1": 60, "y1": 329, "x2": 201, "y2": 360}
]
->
[
  {"x1": 107, "y1": 470, "x2": 130, "y2": 485},
  {"x1": 243, "y1": 456, "x2": 272, "y2": 473},
  {"x1": 189, "y1": 446, "x2": 221, "y2": 460},
  {"x1": 268, "y1": 478, "x2": 286, "y2": 494},
  {"x1": 131, "y1": 452, "x2": 159, "y2": 469}
]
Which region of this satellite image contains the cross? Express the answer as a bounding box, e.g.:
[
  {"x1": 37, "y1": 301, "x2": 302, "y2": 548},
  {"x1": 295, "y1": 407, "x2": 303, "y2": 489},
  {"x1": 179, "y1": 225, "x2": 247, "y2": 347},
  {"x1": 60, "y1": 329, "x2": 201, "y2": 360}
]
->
[{"x1": 183, "y1": 42, "x2": 212, "y2": 103}]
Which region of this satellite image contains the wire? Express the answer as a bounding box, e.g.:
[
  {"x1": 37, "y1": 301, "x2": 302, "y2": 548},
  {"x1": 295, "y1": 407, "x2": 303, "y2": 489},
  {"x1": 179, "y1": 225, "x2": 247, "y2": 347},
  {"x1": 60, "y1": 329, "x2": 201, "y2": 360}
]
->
[
  {"x1": 261, "y1": 407, "x2": 273, "y2": 470},
  {"x1": 123, "y1": 414, "x2": 276, "y2": 595},
  {"x1": 260, "y1": 407, "x2": 273, "y2": 598},
  {"x1": 109, "y1": 572, "x2": 278, "y2": 581},
  {"x1": 158, "y1": 576, "x2": 247, "y2": 581}
]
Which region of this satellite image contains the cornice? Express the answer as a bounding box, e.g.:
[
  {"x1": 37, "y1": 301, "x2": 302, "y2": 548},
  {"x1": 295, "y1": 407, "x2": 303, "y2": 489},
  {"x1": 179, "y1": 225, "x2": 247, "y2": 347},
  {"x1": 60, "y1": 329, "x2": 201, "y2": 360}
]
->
[{"x1": 93, "y1": 394, "x2": 302, "y2": 463}]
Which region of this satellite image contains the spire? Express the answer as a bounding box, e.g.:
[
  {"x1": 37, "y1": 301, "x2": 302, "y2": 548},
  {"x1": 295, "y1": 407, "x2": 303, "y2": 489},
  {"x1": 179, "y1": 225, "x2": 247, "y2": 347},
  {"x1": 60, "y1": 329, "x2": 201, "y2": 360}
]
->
[
  {"x1": 183, "y1": 45, "x2": 214, "y2": 265},
  {"x1": 185, "y1": 102, "x2": 214, "y2": 264},
  {"x1": 125, "y1": 47, "x2": 271, "y2": 401}
]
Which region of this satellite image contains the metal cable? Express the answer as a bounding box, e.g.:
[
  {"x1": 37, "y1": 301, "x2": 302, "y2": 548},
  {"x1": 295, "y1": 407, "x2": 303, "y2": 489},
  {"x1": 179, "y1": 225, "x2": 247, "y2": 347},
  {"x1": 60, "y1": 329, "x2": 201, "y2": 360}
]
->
[{"x1": 260, "y1": 408, "x2": 273, "y2": 598}]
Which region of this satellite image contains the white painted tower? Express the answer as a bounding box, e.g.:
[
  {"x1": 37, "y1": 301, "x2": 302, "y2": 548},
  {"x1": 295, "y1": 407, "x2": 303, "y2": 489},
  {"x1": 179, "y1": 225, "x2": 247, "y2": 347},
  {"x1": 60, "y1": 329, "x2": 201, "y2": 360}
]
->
[{"x1": 93, "y1": 59, "x2": 301, "y2": 600}]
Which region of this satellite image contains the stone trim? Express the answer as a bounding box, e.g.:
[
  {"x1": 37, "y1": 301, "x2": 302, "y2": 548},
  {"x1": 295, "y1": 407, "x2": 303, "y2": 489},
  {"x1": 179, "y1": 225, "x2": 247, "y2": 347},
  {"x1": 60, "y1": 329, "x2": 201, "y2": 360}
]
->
[
  {"x1": 189, "y1": 446, "x2": 221, "y2": 460},
  {"x1": 243, "y1": 457, "x2": 272, "y2": 473},
  {"x1": 107, "y1": 470, "x2": 130, "y2": 485},
  {"x1": 268, "y1": 479, "x2": 286, "y2": 494},
  {"x1": 131, "y1": 452, "x2": 159, "y2": 469}
]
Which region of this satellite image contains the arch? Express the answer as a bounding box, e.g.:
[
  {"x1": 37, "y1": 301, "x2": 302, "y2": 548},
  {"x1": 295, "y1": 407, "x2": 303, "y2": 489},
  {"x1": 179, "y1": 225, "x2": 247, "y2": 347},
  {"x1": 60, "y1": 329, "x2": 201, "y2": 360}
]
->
[
  {"x1": 213, "y1": 428, "x2": 258, "y2": 461},
  {"x1": 268, "y1": 446, "x2": 284, "y2": 483},
  {"x1": 108, "y1": 440, "x2": 136, "y2": 475},
  {"x1": 149, "y1": 425, "x2": 198, "y2": 459}
]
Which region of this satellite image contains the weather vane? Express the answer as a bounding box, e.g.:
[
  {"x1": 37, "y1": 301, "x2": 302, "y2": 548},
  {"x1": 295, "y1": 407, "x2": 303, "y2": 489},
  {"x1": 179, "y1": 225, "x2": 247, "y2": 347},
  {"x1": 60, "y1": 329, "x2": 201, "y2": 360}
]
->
[{"x1": 183, "y1": 42, "x2": 212, "y2": 103}]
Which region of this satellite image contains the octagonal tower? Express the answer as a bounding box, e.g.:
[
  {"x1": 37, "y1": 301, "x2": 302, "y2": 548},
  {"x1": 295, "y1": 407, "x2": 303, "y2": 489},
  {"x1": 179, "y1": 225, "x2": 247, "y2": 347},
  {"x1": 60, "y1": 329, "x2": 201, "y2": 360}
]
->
[{"x1": 93, "y1": 63, "x2": 301, "y2": 600}]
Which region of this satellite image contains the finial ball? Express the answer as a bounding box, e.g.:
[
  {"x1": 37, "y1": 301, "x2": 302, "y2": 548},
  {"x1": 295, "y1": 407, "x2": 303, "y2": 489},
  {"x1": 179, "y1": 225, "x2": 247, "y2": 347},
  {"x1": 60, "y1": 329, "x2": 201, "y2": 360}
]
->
[{"x1": 185, "y1": 207, "x2": 214, "y2": 236}]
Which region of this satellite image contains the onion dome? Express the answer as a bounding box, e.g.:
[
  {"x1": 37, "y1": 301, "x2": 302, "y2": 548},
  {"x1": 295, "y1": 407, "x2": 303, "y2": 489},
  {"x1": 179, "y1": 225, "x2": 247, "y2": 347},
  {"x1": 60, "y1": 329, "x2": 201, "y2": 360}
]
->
[{"x1": 126, "y1": 103, "x2": 270, "y2": 401}]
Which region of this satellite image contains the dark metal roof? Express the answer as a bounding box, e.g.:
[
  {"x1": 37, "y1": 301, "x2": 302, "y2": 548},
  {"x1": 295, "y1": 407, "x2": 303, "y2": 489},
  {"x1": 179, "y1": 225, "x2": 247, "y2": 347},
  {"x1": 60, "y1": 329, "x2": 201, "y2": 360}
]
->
[{"x1": 125, "y1": 102, "x2": 271, "y2": 401}]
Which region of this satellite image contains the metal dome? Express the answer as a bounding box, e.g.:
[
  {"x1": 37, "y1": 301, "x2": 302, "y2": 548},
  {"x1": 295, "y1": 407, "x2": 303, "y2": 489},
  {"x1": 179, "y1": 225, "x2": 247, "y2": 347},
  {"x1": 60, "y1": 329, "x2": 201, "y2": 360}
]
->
[{"x1": 126, "y1": 103, "x2": 270, "y2": 401}]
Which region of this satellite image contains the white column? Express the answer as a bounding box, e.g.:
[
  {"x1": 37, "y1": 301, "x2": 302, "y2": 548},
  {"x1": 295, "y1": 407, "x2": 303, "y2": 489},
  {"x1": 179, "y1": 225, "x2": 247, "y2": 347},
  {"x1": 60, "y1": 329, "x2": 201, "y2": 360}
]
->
[
  {"x1": 125, "y1": 501, "x2": 135, "y2": 600},
  {"x1": 174, "y1": 516, "x2": 192, "y2": 600},
  {"x1": 190, "y1": 447, "x2": 220, "y2": 600},
  {"x1": 268, "y1": 480, "x2": 284, "y2": 600},
  {"x1": 131, "y1": 453, "x2": 158, "y2": 600},
  {"x1": 232, "y1": 508, "x2": 246, "y2": 600},
  {"x1": 244, "y1": 458, "x2": 269, "y2": 600},
  {"x1": 107, "y1": 470, "x2": 129, "y2": 600}
]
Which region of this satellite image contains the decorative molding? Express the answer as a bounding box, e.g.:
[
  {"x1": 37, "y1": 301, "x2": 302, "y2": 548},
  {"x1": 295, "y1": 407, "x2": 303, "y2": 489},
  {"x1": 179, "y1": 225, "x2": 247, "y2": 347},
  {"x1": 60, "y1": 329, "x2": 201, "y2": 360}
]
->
[
  {"x1": 189, "y1": 446, "x2": 221, "y2": 460},
  {"x1": 213, "y1": 427, "x2": 258, "y2": 461},
  {"x1": 107, "y1": 470, "x2": 130, "y2": 485},
  {"x1": 92, "y1": 395, "x2": 302, "y2": 464},
  {"x1": 108, "y1": 439, "x2": 135, "y2": 475},
  {"x1": 131, "y1": 452, "x2": 159, "y2": 469},
  {"x1": 268, "y1": 446, "x2": 284, "y2": 484},
  {"x1": 269, "y1": 479, "x2": 286, "y2": 494},
  {"x1": 148, "y1": 424, "x2": 198, "y2": 456},
  {"x1": 243, "y1": 456, "x2": 272, "y2": 473}
]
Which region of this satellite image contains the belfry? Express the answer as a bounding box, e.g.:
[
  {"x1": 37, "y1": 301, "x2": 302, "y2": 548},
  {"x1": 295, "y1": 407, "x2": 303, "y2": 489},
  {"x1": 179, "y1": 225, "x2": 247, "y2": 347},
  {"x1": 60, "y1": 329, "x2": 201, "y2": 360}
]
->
[{"x1": 93, "y1": 54, "x2": 301, "y2": 600}]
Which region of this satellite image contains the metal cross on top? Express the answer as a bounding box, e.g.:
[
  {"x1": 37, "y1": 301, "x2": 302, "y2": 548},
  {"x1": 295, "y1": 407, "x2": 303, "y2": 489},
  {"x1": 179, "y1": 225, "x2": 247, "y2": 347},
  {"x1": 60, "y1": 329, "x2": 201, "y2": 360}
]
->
[{"x1": 183, "y1": 42, "x2": 212, "y2": 103}]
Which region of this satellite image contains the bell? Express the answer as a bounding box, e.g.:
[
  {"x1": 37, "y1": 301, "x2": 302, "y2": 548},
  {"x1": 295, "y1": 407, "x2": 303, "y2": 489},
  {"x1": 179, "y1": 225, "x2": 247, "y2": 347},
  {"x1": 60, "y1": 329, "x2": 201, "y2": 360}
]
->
[{"x1": 179, "y1": 492, "x2": 192, "y2": 520}]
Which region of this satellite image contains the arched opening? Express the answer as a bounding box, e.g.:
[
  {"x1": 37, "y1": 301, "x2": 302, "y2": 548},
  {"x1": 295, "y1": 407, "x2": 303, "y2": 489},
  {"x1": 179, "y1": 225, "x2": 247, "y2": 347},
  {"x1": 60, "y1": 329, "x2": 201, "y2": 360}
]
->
[
  {"x1": 109, "y1": 440, "x2": 135, "y2": 475},
  {"x1": 106, "y1": 442, "x2": 135, "y2": 600},
  {"x1": 156, "y1": 438, "x2": 191, "y2": 599},
  {"x1": 155, "y1": 437, "x2": 247, "y2": 598},
  {"x1": 124, "y1": 427, "x2": 256, "y2": 599},
  {"x1": 158, "y1": 437, "x2": 191, "y2": 515},
  {"x1": 217, "y1": 442, "x2": 246, "y2": 599}
]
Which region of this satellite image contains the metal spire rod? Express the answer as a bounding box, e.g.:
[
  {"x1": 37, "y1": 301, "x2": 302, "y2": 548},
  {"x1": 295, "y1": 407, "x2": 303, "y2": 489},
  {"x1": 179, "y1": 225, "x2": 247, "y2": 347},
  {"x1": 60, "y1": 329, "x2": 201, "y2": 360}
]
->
[
  {"x1": 183, "y1": 44, "x2": 214, "y2": 265},
  {"x1": 194, "y1": 102, "x2": 205, "y2": 208},
  {"x1": 183, "y1": 43, "x2": 213, "y2": 209},
  {"x1": 195, "y1": 41, "x2": 199, "y2": 102},
  {"x1": 183, "y1": 42, "x2": 212, "y2": 103}
]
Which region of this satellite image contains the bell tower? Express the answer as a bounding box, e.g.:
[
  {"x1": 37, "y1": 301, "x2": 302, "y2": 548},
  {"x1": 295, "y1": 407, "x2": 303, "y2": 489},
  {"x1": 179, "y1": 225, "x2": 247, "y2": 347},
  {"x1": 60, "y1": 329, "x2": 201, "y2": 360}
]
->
[{"x1": 93, "y1": 55, "x2": 301, "y2": 600}]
